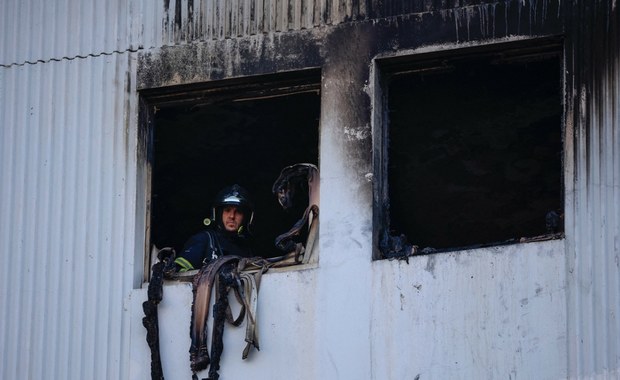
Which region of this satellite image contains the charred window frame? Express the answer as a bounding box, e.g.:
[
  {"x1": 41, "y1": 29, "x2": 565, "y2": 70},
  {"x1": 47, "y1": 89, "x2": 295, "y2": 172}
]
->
[
  {"x1": 373, "y1": 39, "x2": 565, "y2": 260},
  {"x1": 138, "y1": 70, "x2": 321, "y2": 281}
]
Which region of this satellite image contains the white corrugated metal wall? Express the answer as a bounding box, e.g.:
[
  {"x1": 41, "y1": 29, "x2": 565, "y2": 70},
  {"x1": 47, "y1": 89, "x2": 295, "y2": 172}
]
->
[
  {"x1": 0, "y1": 1, "x2": 139, "y2": 379},
  {"x1": 1, "y1": 0, "x2": 619, "y2": 379},
  {"x1": 0, "y1": 55, "x2": 139, "y2": 380},
  {"x1": 565, "y1": 2, "x2": 620, "y2": 377},
  {"x1": 0, "y1": 1, "x2": 137, "y2": 67}
]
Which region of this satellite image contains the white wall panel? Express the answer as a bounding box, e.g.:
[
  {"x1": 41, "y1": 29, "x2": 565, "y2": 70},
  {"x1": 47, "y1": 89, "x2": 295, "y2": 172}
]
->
[
  {"x1": 0, "y1": 53, "x2": 138, "y2": 380},
  {"x1": 565, "y1": 3, "x2": 620, "y2": 378},
  {"x1": 371, "y1": 241, "x2": 567, "y2": 380},
  {"x1": 0, "y1": 0, "x2": 136, "y2": 66}
]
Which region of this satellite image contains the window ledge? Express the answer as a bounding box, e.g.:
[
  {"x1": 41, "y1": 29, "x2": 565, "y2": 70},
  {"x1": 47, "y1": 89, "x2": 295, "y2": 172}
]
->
[
  {"x1": 380, "y1": 232, "x2": 565, "y2": 260},
  {"x1": 161, "y1": 261, "x2": 319, "y2": 284}
]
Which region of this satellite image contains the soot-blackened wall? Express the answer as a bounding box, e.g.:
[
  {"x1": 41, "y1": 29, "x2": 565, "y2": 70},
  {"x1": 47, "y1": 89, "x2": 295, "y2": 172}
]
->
[
  {"x1": 134, "y1": 1, "x2": 620, "y2": 378},
  {"x1": 138, "y1": 1, "x2": 565, "y2": 262}
]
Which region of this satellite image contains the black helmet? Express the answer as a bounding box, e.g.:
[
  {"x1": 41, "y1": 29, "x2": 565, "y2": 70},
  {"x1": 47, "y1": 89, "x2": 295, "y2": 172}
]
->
[{"x1": 211, "y1": 184, "x2": 254, "y2": 234}]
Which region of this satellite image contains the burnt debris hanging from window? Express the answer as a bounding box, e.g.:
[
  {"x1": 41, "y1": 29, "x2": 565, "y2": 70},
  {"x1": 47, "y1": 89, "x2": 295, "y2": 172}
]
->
[
  {"x1": 150, "y1": 91, "x2": 320, "y2": 258},
  {"x1": 383, "y1": 50, "x2": 563, "y2": 256}
]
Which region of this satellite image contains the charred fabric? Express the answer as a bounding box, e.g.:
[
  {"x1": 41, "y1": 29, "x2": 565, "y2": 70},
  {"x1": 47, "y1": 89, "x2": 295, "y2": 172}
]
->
[{"x1": 142, "y1": 163, "x2": 319, "y2": 380}]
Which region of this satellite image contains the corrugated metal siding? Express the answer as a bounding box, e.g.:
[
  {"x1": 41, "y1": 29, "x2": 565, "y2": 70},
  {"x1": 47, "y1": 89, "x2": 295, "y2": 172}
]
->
[
  {"x1": 139, "y1": 0, "x2": 344, "y2": 46},
  {"x1": 0, "y1": 53, "x2": 138, "y2": 379},
  {"x1": 0, "y1": 0, "x2": 552, "y2": 65},
  {"x1": 565, "y1": 1, "x2": 620, "y2": 378},
  {"x1": 0, "y1": 0, "x2": 136, "y2": 66},
  {"x1": 138, "y1": 0, "x2": 506, "y2": 47}
]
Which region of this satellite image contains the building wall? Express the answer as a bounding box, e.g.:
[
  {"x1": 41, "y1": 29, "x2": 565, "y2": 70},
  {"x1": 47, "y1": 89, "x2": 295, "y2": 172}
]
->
[
  {"x1": 0, "y1": 53, "x2": 139, "y2": 378},
  {"x1": 1, "y1": 1, "x2": 619, "y2": 379},
  {"x1": 564, "y1": 2, "x2": 620, "y2": 377},
  {"x1": 0, "y1": 2, "x2": 142, "y2": 379},
  {"x1": 371, "y1": 242, "x2": 567, "y2": 380}
]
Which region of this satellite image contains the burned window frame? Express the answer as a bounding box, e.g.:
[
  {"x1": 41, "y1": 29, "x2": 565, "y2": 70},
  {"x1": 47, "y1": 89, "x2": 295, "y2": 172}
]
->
[
  {"x1": 138, "y1": 69, "x2": 322, "y2": 282},
  {"x1": 372, "y1": 38, "x2": 565, "y2": 260}
]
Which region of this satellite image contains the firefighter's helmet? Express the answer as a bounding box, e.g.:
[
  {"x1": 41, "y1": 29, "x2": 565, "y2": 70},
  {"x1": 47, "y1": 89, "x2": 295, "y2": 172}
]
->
[{"x1": 211, "y1": 184, "x2": 254, "y2": 234}]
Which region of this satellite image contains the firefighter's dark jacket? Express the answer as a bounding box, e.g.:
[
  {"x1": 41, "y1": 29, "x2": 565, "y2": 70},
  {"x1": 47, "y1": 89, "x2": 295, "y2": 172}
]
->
[{"x1": 174, "y1": 228, "x2": 254, "y2": 271}]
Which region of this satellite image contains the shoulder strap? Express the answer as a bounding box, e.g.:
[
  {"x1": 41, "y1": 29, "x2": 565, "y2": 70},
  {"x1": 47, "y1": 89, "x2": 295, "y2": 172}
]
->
[{"x1": 203, "y1": 230, "x2": 223, "y2": 264}]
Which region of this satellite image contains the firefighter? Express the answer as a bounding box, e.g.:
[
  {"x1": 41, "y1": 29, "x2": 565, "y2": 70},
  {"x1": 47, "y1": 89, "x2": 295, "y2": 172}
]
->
[{"x1": 174, "y1": 184, "x2": 256, "y2": 271}]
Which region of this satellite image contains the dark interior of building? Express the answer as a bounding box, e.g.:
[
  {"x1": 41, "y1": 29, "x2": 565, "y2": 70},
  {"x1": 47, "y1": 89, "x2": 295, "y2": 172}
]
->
[
  {"x1": 149, "y1": 52, "x2": 562, "y2": 258},
  {"x1": 151, "y1": 91, "x2": 320, "y2": 257},
  {"x1": 387, "y1": 54, "x2": 563, "y2": 251}
]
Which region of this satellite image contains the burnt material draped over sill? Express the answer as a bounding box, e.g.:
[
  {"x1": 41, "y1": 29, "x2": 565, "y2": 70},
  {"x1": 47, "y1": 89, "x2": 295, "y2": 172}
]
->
[
  {"x1": 142, "y1": 248, "x2": 317, "y2": 380},
  {"x1": 190, "y1": 256, "x2": 270, "y2": 380},
  {"x1": 142, "y1": 248, "x2": 176, "y2": 380}
]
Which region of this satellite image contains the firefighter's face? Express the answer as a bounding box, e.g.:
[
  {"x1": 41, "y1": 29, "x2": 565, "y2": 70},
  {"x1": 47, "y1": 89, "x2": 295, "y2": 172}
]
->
[{"x1": 221, "y1": 205, "x2": 245, "y2": 232}]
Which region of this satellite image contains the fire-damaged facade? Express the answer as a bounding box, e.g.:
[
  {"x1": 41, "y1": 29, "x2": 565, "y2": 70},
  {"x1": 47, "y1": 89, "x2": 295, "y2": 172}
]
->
[{"x1": 1, "y1": 1, "x2": 619, "y2": 379}]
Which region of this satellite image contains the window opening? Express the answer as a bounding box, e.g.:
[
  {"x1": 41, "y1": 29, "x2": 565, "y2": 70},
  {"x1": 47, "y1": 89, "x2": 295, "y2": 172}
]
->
[
  {"x1": 142, "y1": 72, "x2": 321, "y2": 277},
  {"x1": 378, "y1": 44, "x2": 564, "y2": 258}
]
